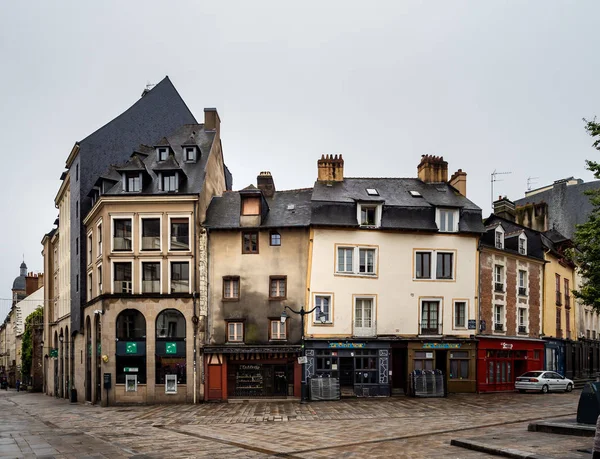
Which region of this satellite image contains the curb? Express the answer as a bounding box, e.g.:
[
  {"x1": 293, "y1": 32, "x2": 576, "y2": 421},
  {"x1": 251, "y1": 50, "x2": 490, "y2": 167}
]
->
[
  {"x1": 528, "y1": 421, "x2": 595, "y2": 437},
  {"x1": 450, "y1": 439, "x2": 553, "y2": 459}
]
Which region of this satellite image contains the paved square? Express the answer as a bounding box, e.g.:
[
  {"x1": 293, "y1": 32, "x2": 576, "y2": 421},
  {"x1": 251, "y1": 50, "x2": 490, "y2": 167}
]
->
[{"x1": 0, "y1": 389, "x2": 591, "y2": 458}]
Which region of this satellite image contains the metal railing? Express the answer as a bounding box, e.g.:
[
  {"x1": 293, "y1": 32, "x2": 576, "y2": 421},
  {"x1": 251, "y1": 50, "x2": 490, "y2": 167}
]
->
[{"x1": 519, "y1": 287, "x2": 527, "y2": 296}]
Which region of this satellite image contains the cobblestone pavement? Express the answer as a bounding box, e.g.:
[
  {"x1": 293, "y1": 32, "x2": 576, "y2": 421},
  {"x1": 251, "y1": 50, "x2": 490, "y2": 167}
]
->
[{"x1": 0, "y1": 389, "x2": 590, "y2": 458}]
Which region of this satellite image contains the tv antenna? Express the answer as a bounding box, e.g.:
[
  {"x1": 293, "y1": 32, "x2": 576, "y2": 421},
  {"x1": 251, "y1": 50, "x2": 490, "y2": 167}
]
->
[
  {"x1": 527, "y1": 176, "x2": 539, "y2": 191},
  {"x1": 491, "y1": 169, "x2": 512, "y2": 209}
]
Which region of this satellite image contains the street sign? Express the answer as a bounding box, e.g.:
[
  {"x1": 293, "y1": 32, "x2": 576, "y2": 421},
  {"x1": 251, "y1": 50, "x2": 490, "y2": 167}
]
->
[
  {"x1": 468, "y1": 319, "x2": 476, "y2": 330},
  {"x1": 298, "y1": 356, "x2": 308, "y2": 364}
]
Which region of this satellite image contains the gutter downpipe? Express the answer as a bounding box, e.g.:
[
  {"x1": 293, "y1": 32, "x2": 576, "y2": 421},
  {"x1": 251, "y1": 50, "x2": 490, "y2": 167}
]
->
[
  {"x1": 477, "y1": 237, "x2": 482, "y2": 394},
  {"x1": 193, "y1": 200, "x2": 198, "y2": 404}
]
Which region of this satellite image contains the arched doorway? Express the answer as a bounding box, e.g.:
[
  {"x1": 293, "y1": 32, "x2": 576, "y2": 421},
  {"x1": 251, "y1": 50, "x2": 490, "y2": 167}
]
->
[
  {"x1": 155, "y1": 309, "x2": 186, "y2": 394},
  {"x1": 95, "y1": 315, "x2": 101, "y2": 403},
  {"x1": 116, "y1": 310, "x2": 147, "y2": 393},
  {"x1": 85, "y1": 317, "x2": 92, "y2": 402},
  {"x1": 53, "y1": 331, "x2": 58, "y2": 397},
  {"x1": 64, "y1": 326, "x2": 69, "y2": 399},
  {"x1": 59, "y1": 328, "x2": 64, "y2": 398}
]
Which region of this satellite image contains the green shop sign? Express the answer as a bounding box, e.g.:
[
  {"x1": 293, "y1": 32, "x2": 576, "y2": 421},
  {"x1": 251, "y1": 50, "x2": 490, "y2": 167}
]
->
[
  {"x1": 329, "y1": 342, "x2": 366, "y2": 349},
  {"x1": 125, "y1": 342, "x2": 138, "y2": 354},
  {"x1": 165, "y1": 342, "x2": 177, "y2": 354},
  {"x1": 422, "y1": 343, "x2": 461, "y2": 349},
  {"x1": 49, "y1": 348, "x2": 58, "y2": 358},
  {"x1": 123, "y1": 367, "x2": 139, "y2": 373}
]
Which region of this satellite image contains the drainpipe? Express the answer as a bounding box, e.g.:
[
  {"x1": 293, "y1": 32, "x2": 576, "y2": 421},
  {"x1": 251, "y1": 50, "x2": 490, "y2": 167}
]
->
[{"x1": 193, "y1": 200, "x2": 198, "y2": 404}]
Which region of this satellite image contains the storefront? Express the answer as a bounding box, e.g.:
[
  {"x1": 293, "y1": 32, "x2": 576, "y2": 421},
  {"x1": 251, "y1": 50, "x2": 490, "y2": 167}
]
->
[
  {"x1": 304, "y1": 340, "x2": 390, "y2": 397},
  {"x1": 204, "y1": 346, "x2": 301, "y2": 401},
  {"x1": 408, "y1": 340, "x2": 477, "y2": 393},
  {"x1": 544, "y1": 338, "x2": 566, "y2": 376},
  {"x1": 477, "y1": 336, "x2": 544, "y2": 393}
]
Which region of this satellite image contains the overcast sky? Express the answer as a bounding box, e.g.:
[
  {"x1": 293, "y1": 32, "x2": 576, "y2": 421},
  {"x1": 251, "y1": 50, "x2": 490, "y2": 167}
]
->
[{"x1": 1, "y1": 1, "x2": 599, "y2": 319}]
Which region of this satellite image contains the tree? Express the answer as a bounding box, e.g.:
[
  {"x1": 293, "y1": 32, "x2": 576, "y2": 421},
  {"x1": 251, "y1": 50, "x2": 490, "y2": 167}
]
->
[
  {"x1": 21, "y1": 307, "x2": 43, "y2": 383},
  {"x1": 572, "y1": 119, "x2": 600, "y2": 311}
]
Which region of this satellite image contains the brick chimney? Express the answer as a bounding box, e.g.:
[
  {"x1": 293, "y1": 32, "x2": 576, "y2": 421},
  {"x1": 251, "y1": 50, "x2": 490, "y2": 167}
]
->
[
  {"x1": 317, "y1": 154, "x2": 344, "y2": 182},
  {"x1": 417, "y1": 155, "x2": 448, "y2": 183},
  {"x1": 257, "y1": 171, "x2": 275, "y2": 198},
  {"x1": 494, "y1": 196, "x2": 516, "y2": 222},
  {"x1": 449, "y1": 169, "x2": 467, "y2": 196},
  {"x1": 204, "y1": 108, "x2": 220, "y2": 134}
]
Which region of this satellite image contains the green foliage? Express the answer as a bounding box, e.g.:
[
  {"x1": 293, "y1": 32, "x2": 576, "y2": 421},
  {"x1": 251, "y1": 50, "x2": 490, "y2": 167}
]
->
[
  {"x1": 20, "y1": 307, "x2": 43, "y2": 380},
  {"x1": 573, "y1": 119, "x2": 600, "y2": 311}
]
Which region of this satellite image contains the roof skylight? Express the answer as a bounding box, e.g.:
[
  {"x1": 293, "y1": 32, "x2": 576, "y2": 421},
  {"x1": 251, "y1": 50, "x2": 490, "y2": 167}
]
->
[
  {"x1": 409, "y1": 190, "x2": 422, "y2": 197},
  {"x1": 366, "y1": 188, "x2": 379, "y2": 196}
]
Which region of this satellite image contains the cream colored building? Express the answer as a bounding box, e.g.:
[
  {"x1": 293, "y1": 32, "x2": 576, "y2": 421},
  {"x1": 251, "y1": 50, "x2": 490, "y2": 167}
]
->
[{"x1": 304, "y1": 155, "x2": 483, "y2": 395}]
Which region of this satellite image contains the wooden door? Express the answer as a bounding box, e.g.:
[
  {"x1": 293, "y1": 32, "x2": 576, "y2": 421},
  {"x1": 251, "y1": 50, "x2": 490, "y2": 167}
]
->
[{"x1": 207, "y1": 365, "x2": 223, "y2": 400}]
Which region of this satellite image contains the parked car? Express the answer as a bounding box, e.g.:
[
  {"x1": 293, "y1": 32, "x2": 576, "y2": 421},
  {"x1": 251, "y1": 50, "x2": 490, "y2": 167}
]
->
[{"x1": 515, "y1": 371, "x2": 574, "y2": 393}]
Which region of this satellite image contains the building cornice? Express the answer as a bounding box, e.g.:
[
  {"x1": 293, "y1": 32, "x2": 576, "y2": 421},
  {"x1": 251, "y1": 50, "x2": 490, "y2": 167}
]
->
[
  {"x1": 54, "y1": 173, "x2": 71, "y2": 207},
  {"x1": 65, "y1": 142, "x2": 80, "y2": 169}
]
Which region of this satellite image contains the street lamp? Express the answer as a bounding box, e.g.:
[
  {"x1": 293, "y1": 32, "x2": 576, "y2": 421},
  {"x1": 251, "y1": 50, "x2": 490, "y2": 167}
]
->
[{"x1": 281, "y1": 305, "x2": 326, "y2": 402}]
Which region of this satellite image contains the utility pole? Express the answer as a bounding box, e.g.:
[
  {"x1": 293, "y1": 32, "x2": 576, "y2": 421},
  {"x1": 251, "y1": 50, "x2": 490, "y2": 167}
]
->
[{"x1": 491, "y1": 170, "x2": 512, "y2": 210}]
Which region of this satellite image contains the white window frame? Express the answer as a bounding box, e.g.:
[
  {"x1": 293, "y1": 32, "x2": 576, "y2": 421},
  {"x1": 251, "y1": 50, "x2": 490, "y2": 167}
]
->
[
  {"x1": 165, "y1": 374, "x2": 178, "y2": 394},
  {"x1": 123, "y1": 172, "x2": 142, "y2": 193},
  {"x1": 413, "y1": 250, "x2": 456, "y2": 281},
  {"x1": 419, "y1": 298, "x2": 442, "y2": 335},
  {"x1": 168, "y1": 214, "x2": 192, "y2": 252},
  {"x1": 495, "y1": 225, "x2": 505, "y2": 249},
  {"x1": 111, "y1": 259, "x2": 134, "y2": 294},
  {"x1": 353, "y1": 295, "x2": 376, "y2": 337},
  {"x1": 139, "y1": 214, "x2": 163, "y2": 252},
  {"x1": 357, "y1": 203, "x2": 382, "y2": 228},
  {"x1": 183, "y1": 146, "x2": 197, "y2": 162},
  {"x1": 494, "y1": 304, "x2": 505, "y2": 333},
  {"x1": 97, "y1": 263, "x2": 103, "y2": 296},
  {"x1": 494, "y1": 264, "x2": 505, "y2": 291},
  {"x1": 453, "y1": 300, "x2": 468, "y2": 329},
  {"x1": 227, "y1": 322, "x2": 244, "y2": 342},
  {"x1": 518, "y1": 233, "x2": 527, "y2": 255},
  {"x1": 87, "y1": 231, "x2": 93, "y2": 266},
  {"x1": 140, "y1": 259, "x2": 162, "y2": 294},
  {"x1": 168, "y1": 258, "x2": 192, "y2": 294},
  {"x1": 162, "y1": 172, "x2": 179, "y2": 192},
  {"x1": 97, "y1": 219, "x2": 103, "y2": 258},
  {"x1": 157, "y1": 147, "x2": 168, "y2": 162},
  {"x1": 518, "y1": 307, "x2": 528, "y2": 333},
  {"x1": 87, "y1": 270, "x2": 93, "y2": 302},
  {"x1": 313, "y1": 293, "x2": 333, "y2": 324},
  {"x1": 335, "y1": 245, "x2": 378, "y2": 276},
  {"x1": 110, "y1": 214, "x2": 134, "y2": 253},
  {"x1": 436, "y1": 208, "x2": 459, "y2": 233},
  {"x1": 270, "y1": 320, "x2": 287, "y2": 340}
]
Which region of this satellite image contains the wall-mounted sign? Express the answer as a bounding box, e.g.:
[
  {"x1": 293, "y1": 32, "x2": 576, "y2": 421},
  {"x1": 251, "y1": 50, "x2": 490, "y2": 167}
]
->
[
  {"x1": 422, "y1": 343, "x2": 461, "y2": 349},
  {"x1": 125, "y1": 342, "x2": 137, "y2": 354},
  {"x1": 165, "y1": 342, "x2": 177, "y2": 354},
  {"x1": 480, "y1": 320, "x2": 486, "y2": 332},
  {"x1": 49, "y1": 348, "x2": 58, "y2": 358},
  {"x1": 329, "y1": 342, "x2": 366, "y2": 349},
  {"x1": 501, "y1": 343, "x2": 513, "y2": 350},
  {"x1": 123, "y1": 367, "x2": 138, "y2": 373},
  {"x1": 240, "y1": 364, "x2": 261, "y2": 370},
  {"x1": 297, "y1": 356, "x2": 308, "y2": 364},
  {"x1": 468, "y1": 320, "x2": 476, "y2": 330}
]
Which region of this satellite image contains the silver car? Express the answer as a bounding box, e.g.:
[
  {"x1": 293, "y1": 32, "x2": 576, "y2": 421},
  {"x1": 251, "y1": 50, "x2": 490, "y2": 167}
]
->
[{"x1": 515, "y1": 371, "x2": 574, "y2": 393}]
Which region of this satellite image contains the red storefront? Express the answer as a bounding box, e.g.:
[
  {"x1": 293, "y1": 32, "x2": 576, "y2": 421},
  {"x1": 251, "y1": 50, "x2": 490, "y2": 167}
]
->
[{"x1": 477, "y1": 337, "x2": 545, "y2": 392}]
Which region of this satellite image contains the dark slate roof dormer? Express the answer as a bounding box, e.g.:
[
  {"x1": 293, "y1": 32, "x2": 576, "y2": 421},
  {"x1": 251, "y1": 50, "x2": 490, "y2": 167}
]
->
[
  {"x1": 154, "y1": 137, "x2": 171, "y2": 147},
  {"x1": 115, "y1": 154, "x2": 147, "y2": 172},
  {"x1": 481, "y1": 214, "x2": 545, "y2": 260},
  {"x1": 152, "y1": 153, "x2": 182, "y2": 172}
]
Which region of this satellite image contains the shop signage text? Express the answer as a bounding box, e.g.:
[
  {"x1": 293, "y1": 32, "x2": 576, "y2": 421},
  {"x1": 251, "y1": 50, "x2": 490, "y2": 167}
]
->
[
  {"x1": 501, "y1": 343, "x2": 513, "y2": 350},
  {"x1": 240, "y1": 364, "x2": 261, "y2": 370},
  {"x1": 468, "y1": 320, "x2": 476, "y2": 330},
  {"x1": 124, "y1": 367, "x2": 138, "y2": 372},
  {"x1": 329, "y1": 342, "x2": 366, "y2": 349},
  {"x1": 422, "y1": 343, "x2": 461, "y2": 349}
]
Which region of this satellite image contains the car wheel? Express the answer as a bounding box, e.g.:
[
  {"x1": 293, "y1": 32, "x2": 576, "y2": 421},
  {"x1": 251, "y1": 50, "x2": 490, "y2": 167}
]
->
[
  {"x1": 541, "y1": 384, "x2": 549, "y2": 394},
  {"x1": 566, "y1": 383, "x2": 573, "y2": 393},
  {"x1": 519, "y1": 389, "x2": 526, "y2": 393}
]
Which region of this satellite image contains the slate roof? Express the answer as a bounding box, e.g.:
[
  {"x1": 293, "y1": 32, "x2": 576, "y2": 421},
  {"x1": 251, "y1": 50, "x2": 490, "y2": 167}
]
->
[
  {"x1": 100, "y1": 124, "x2": 217, "y2": 196},
  {"x1": 205, "y1": 189, "x2": 313, "y2": 229}
]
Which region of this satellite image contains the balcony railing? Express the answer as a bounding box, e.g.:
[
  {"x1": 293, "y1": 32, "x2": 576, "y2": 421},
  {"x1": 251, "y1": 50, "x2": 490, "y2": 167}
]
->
[
  {"x1": 518, "y1": 287, "x2": 527, "y2": 296},
  {"x1": 114, "y1": 237, "x2": 132, "y2": 251},
  {"x1": 494, "y1": 323, "x2": 504, "y2": 332},
  {"x1": 142, "y1": 236, "x2": 160, "y2": 250},
  {"x1": 420, "y1": 325, "x2": 440, "y2": 335},
  {"x1": 170, "y1": 236, "x2": 189, "y2": 251},
  {"x1": 142, "y1": 280, "x2": 160, "y2": 293},
  {"x1": 171, "y1": 279, "x2": 189, "y2": 293},
  {"x1": 556, "y1": 292, "x2": 562, "y2": 305},
  {"x1": 518, "y1": 325, "x2": 527, "y2": 333},
  {"x1": 494, "y1": 283, "x2": 505, "y2": 293},
  {"x1": 353, "y1": 322, "x2": 377, "y2": 337},
  {"x1": 114, "y1": 280, "x2": 132, "y2": 294}
]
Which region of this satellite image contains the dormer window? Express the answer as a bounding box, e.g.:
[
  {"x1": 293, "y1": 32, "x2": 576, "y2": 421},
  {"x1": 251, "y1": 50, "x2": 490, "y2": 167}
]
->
[
  {"x1": 163, "y1": 172, "x2": 178, "y2": 192},
  {"x1": 125, "y1": 173, "x2": 141, "y2": 192},
  {"x1": 184, "y1": 146, "x2": 197, "y2": 162},
  {"x1": 242, "y1": 196, "x2": 261, "y2": 216},
  {"x1": 495, "y1": 226, "x2": 505, "y2": 249},
  {"x1": 436, "y1": 208, "x2": 459, "y2": 233},
  {"x1": 357, "y1": 203, "x2": 382, "y2": 227},
  {"x1": 157, "y1": 147, "x2": 168, "y2": 162},
  {"x1": 518, "y1": 233, "x2": 527, "y2": 255}
]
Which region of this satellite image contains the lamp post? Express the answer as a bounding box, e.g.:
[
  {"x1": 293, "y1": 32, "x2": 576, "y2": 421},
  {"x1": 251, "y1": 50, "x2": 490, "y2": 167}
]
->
[{"x1": 281, "y1": 305, "x2": 326, "y2": 403}]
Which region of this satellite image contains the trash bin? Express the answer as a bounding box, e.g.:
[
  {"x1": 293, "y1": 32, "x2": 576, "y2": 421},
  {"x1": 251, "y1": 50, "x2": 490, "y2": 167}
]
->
[
  {"x1": 577, "y1": 382, "x2": 600, "y2": 424},
  {"x1": 70, "y1": 388, "x2": 77, "y2": 403}
]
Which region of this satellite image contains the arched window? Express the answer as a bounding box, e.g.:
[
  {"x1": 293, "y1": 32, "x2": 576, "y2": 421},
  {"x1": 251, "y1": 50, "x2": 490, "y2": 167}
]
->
[
  {"x1": 116, "y1": 309, "x2": 146, "y2": 386},
  {"x1": 155, "y1": 309, "x2": 186, "y2": 389}
]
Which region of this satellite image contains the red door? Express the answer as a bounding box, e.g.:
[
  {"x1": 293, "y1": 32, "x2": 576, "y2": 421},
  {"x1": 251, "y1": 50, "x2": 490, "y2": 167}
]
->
[{"x1": 207, "y1": 365, "x2": 223, "y2": 400}]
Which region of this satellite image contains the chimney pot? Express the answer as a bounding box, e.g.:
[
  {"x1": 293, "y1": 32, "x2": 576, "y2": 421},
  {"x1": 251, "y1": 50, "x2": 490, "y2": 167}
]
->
[
  {"x1": 257, "y1": 171, "x2": 275, "y2": 197},
  {"x1": 418, "y1": 154, "x2": 448, "y2": 183},
  {"x1": 317, "y1": 154, "x2": 345, "y2": 182}
]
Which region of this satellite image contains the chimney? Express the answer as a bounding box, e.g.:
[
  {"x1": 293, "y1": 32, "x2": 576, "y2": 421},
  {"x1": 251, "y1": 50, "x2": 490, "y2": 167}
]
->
[
  {"x1": 494, "y1": 196, "x2": 516, "y2": 222},
  {"x1": 317, "y1": 154, "x2": 344, "y2": 182},
  {"x1": 449, "y1": 169, "x2": 467, "y2": 196},
  {"x1": 204, "y1": 108, "x2": 220, "y2": 134},
  {"x1": 257, "y1": 171, "x2": 276, "y2": 198},
  {"x1": 417, "y1": 155, "x2": 448, "y2": 183}
]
